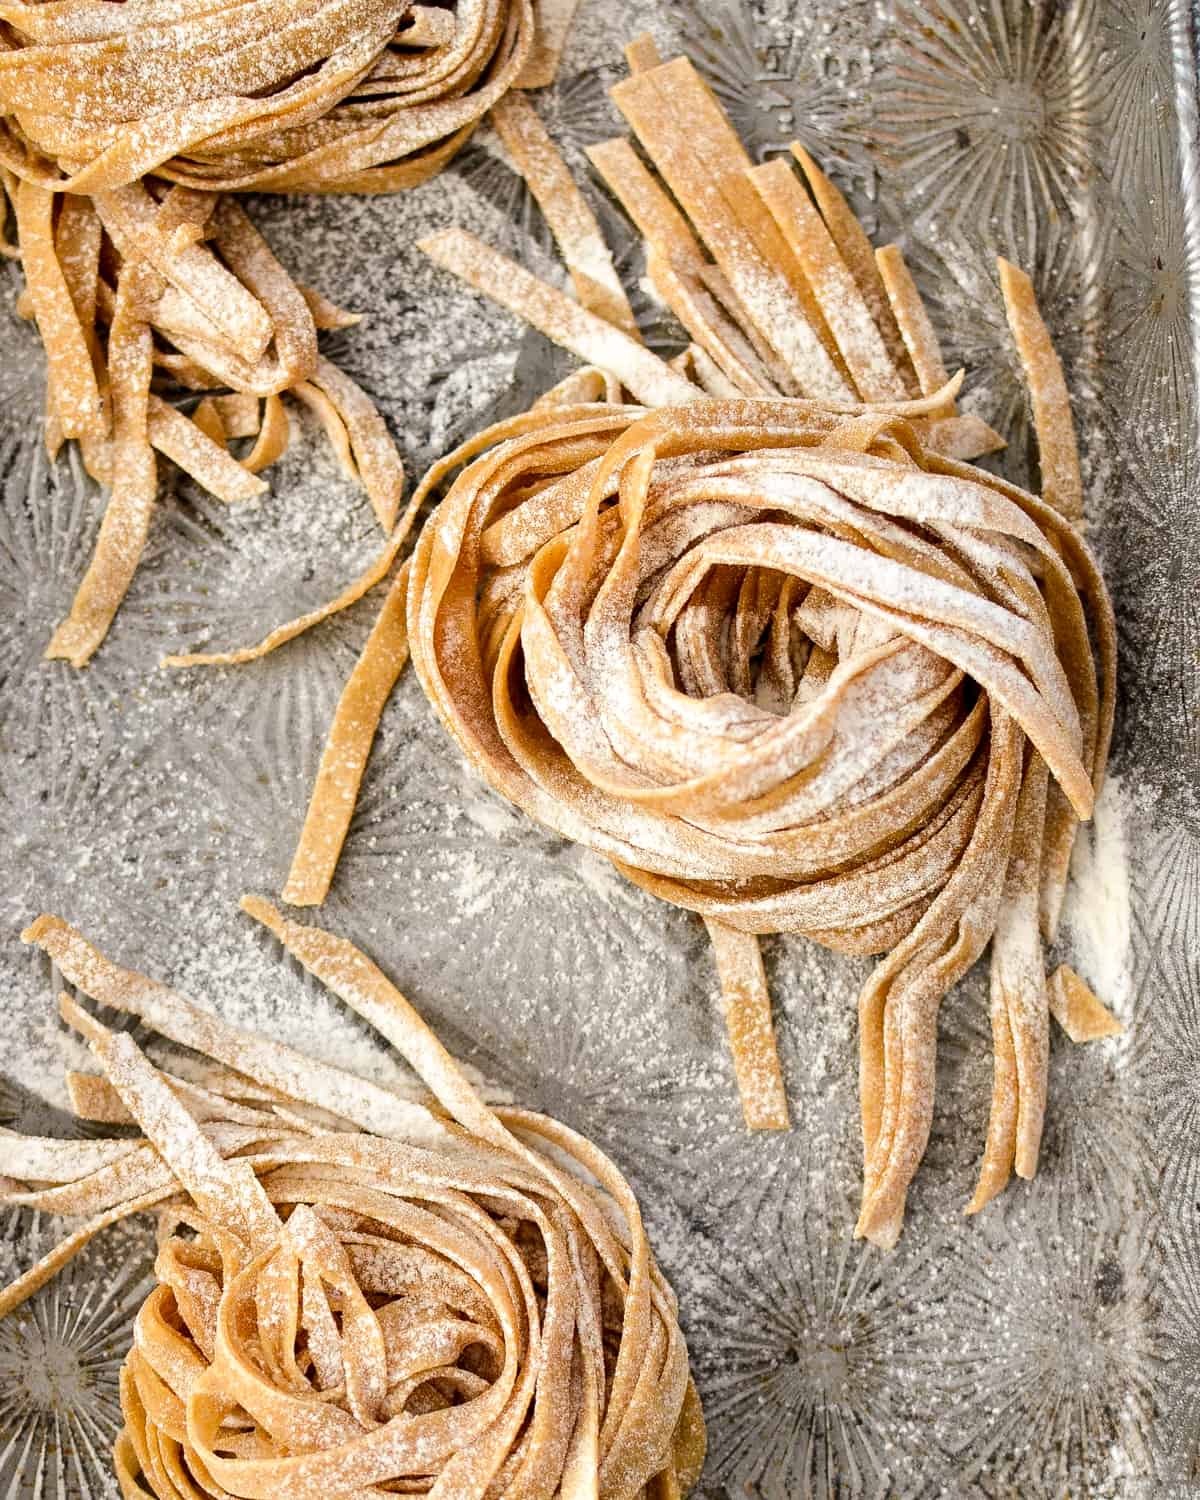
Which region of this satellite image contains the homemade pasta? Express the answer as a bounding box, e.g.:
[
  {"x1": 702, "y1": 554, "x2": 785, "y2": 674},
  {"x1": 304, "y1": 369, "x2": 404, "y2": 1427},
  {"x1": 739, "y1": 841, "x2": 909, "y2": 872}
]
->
[
  {"x1": 405, "y1": 395, "x2": 1120, "y2": 1246},
  {"x1": 0, "y1": 0, "x2": 574, "y2": 661},
  {"x1": 4, "y1": 901, "x2": 703, "y2": 1498},
  {"x1": 251, "y1": 41, "x2": 1121, "y2": 1244}
]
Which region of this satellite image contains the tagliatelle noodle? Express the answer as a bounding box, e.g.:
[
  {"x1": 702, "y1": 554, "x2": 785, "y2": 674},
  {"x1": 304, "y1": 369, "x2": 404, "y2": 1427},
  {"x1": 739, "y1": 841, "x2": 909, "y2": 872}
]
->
[
  {"x1": 5, "y1": 902, "x2": 703, "y2": 1498},
  {"x1": 280, "y1": 43, "x2": 1013, "y2": 905},
  {"x1": 123, "y1": 32, "x2": 1122, "y2": 1242},
  {"x1": 0, "y1": 0, "x2": 579, "y2": 662},
  {"x1": 402, "y1": 389, "x2": 1120, "y2": 1243}
]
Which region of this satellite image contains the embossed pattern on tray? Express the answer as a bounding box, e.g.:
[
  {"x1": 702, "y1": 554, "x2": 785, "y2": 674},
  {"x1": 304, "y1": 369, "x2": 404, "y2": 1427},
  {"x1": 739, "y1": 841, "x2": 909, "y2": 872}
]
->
[{"x1": 2, "y1": 0, "x2": 1199, "y2": 1494}]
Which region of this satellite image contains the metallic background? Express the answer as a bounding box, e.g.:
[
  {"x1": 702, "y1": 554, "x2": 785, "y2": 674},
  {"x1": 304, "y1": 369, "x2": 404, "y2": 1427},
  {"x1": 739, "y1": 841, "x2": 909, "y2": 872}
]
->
[{"x1": 2, "y1": 0, "x2": 1198, "y2": 1493}]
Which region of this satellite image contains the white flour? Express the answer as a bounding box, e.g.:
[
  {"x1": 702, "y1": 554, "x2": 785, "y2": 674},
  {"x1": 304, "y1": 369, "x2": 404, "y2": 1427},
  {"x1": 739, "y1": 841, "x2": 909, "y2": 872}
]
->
[{"x1": 1062, "y1": 773, "x2": 1131, "y2": 1014}]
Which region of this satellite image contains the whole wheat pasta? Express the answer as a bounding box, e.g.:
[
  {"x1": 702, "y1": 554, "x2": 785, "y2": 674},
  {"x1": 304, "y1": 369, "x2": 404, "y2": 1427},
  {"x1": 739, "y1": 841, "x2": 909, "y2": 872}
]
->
[
  {"x1": 5, "y1": 901, "x2": 703, "y2": 1498},
  {"x1": 0, "y1": 0, "x2": 577, "y2": 662},
  {"x1": 400, "y1": 393, "x2": 1118, "y2": 1246},
  {"x1": 267, "y1": 42, "x2": 1014, "y2": 899},
  {"x1": 263, "y1": 42, "x2": 1123, "y2": 1247}
]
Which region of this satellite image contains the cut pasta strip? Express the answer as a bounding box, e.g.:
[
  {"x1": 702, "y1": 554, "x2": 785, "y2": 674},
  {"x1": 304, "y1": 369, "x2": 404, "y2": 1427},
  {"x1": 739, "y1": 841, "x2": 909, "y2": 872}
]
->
[
  {"x1": 95, "y1": 182, "x2": 274, "y2": 362},
  {"x1": 46, "y1": 272, "x2": 156, "y2": 667},
  {"x1": 419, "y1": 228, "x2": 697, "y2": 407},
  {"x1": 308, "y1": 357, "x2": 405, "y2": 533},
  {"x1": 876, "y1": 243, "x2": 952, "y2": 401},
  {"x1": 748, "y1": 158, "x2": 908, "y2": 403},
  {"x1": 611, "y1": 59, "x2": 851, "y2": 399},
  {"x1": 284, "y1": 563, "x2": 411, "y2": 907},
  {"x1": 999, "y1": 256, "x2": 1083, "y2": 522},
  {"x1": 521, "y1": 0, "x2": 584, "y2": 86},
  {"x1": 587, "y1": 138, "x2": 773, "y2": 396},
  {"x1": 147, "y1": 396, "x2": 268, "y2": 503},
  {"x1": 427, "y1": 52, "x2": 1008, "y2": 465},
  {"x1": 14, "y1": 179, "x2": 106, "y2": 440},
  {"x1": 21, "y1": 914, "x2": 434, "y2": 1140},
  {"x1": 492, "y1": 91, "x2": 639, "y2": 339},
  {"x1": 243, "y1": 393, "x2": 290, "y2": 472},
  {"x1": 291, "y1": 379, "x2": 359, "y2": 484},
  {"x1": 705, "y1": 919, "x2": 790, "y2": 1131},
  {"x1": 624, "y1": 32, "x2": 663, "y2": 72},
  {"x1": 190, "y1": 396, "x2": 226, "y2": 446},
  {"x1": 211, "y1": 391, "x2": 261, "y2": 439},
  {"x1": 1048, "y1": 964, "x2": 1123, "y2": 1042},
  {"x1": 790, "y1": 144, "x2": 913, "y2": 381},
  {"x1": 299, "y1": 283, "x2": 361, "y2": 330}
]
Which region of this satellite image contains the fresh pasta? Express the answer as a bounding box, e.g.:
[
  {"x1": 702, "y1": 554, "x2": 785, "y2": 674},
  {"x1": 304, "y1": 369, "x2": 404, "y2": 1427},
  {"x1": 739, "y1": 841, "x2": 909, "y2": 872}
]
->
[
  {"x1": 403, "y1": 393, "x2": 1119, "y2": 1246},
  {"x1": 5, "y1": 900, "x2": 703, "y2": 1498},
  {"x1": 0, "y1": 0, "x2": 575, "y2": 662},
  {"x1": 264, "y1": 40, "x2": 1123, "y2": 1246}
]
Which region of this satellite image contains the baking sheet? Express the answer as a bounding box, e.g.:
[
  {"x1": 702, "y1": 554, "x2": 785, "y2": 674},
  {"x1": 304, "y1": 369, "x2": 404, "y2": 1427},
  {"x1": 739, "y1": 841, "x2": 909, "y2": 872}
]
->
[{"x1": 2, "y1": 0, "x2": 1198, "y2": 1493}]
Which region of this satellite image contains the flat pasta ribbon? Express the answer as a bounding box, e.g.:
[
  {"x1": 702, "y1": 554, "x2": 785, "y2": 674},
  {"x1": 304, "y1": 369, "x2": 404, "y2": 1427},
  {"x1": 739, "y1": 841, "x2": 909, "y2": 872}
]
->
[
  {"x1": 4, "y1": 901, "x2": 703, "y2": 1499},
  {"x1": 279, "y1": 40, "x2": 1122, "y2": 1246},
  {"x1": 0, "y1": 0, "x2": 577, "y2": 662},
  {"x1": 0, "y1": 0, "x2": 560, "y2": 196},
  {"x1": 402, "y1": 396, "x2": 1118, "y2": 1246}
]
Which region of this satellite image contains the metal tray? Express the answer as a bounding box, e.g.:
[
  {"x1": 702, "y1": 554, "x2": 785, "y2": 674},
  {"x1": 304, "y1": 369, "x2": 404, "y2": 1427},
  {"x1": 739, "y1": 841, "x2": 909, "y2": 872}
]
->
[{"x1": 2, "y1": 0, "x2": 1198, "y2": 1493}]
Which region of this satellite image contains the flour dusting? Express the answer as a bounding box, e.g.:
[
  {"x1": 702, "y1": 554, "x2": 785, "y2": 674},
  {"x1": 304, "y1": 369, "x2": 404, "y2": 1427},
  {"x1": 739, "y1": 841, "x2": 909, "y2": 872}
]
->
[{"x1": 1062, "y1": 773, "x2": 1131, "y2": 1013}]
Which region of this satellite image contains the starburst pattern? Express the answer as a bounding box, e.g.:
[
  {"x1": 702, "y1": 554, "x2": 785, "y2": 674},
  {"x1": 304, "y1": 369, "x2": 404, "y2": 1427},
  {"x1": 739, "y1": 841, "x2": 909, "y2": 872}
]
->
[
  {"x1": 1130, "y1": 791, "x2": 1200, "y2": 973},
  {"x1": 0, "y1": 732, "x2": 186, "y2": 970},
  {"x1": 465, "y1": 985, "x2": 745, "y2": 1219},
  {"x1": 1100, "y1": 0, "x2": 1179, "y2": 190},
  {"x1": 1106, "y1": 415, "x2": 1200, "y2": 784},
  {"x1": 937, "y1": 1197, "x2": 1160, "y2": 1493},
  {"x1": 1143, "y1": 939, "x2": 1200, "y2": 1217},
  {"x1": 0, "y1": 431, "x2": 218, "y2": 771},
  {"x1": 878, "y1": 0, "x2": 1106, "y2": 251},
  {"x1": 0, "y1": 1077, "x2": 86, "y2": 1141},
  {"x1": 682, "y1": 1151, "x2": 943, "y2": 1499},
  {"x1": 0, "y1": 1217, "x2": 152, "y2": 1500},
  {"x1": 1158, "y1": 1219, "x2": 1200, "y2": 1483},
  {"x1": 1108, "y1": 146, "x2": 1200, "y2": 422},
  {"x1": 450, "y1": 140, "x2": 562, "y2": 262},
  {"x1": 678, "y1": 0, "x2": 880, "y2": 178}
]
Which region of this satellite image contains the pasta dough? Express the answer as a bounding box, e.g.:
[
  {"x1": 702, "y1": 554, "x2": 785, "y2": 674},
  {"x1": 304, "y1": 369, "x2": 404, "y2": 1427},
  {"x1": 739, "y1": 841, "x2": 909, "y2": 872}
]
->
[{"x1": 3, "y1": 900, "x2": 703, "y2": 1498}]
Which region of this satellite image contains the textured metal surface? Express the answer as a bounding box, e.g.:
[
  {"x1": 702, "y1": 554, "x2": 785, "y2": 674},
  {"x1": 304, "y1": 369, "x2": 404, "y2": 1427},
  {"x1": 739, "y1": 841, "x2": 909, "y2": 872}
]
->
[{"x1": 2, "y1": 0, "x2": 1199, "y2": 1493}]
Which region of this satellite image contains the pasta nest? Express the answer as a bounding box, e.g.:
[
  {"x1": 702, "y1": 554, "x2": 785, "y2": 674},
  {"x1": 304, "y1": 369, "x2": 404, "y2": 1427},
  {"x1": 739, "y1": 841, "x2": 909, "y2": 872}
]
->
[
  {"x1": 2, "y1": 900, "x2": 703, "y2": 1500},
  {"x1": 407, "y1": 395, "x2": 1116, "y2": 1246},
  {"x1": 0, "y1": 0, "x2": 540, "y2": 195}
]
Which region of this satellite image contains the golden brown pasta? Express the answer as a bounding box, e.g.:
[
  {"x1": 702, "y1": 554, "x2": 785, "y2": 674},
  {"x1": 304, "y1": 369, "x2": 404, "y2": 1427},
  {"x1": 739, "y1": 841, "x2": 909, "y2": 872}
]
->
[
  {"x1": 263, "y1": 42, "x2": 1126, "y2": 1245},
  {"x1": 0, "y1": 1, "x2": 550, "y2": 196},
  {"x1": 0, "y1": 0, "x2": 577, "y2": 662},
  {"x1": 4, "y1": 901, "x2": 703, "y2": 1498},
  {"x1": 400, "y1": 393, "x2": 1118, "y2": 1246}
]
